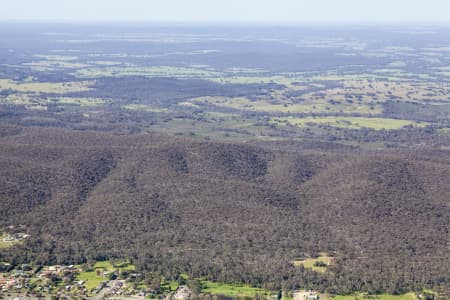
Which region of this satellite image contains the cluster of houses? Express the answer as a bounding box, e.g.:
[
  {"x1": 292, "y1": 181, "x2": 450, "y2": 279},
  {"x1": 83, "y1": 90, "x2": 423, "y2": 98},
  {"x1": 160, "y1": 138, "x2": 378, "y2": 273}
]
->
[
  {"x1": 293, "y1": 290, "x2": 320, "y2": 300},
  {"x1": 0, "y1": 264, "x2": 33, "y2": 292},
  {"x1": 96, "y1": 280, "x2": 126, "y2": 296},
  {"x1": 0, "y1": 264, "x2": 83, "y2": 296},
  {"x1": 0, "y1": 262, "x2": 151, "y2": 299},
  {"x1": 40, "y1": 264, "x2": 77, "y2": 276},
  {"x1": 0, "y1": 273, "x2": 27, "y2": 292}
]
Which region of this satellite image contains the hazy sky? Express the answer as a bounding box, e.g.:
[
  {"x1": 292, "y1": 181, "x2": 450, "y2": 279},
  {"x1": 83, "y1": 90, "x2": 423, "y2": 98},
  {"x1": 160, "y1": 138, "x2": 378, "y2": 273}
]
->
[{"x1": 2, "y1": 0, "x2": 450, "y2": 23}]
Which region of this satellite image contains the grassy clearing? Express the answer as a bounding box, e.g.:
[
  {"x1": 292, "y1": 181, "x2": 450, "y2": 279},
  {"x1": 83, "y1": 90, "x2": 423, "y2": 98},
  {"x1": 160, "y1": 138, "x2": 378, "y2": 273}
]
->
[
  {"x1": 273, "y1": 116, "x2": 426, "y2": 130},
  {"x1": 331, "y1": 292, "x2": 418, "y2": 300},
  {"x1": 94, "y1": 261, "x2": 114, "y2": 269},
  {"x1": 0, "y1": 79, "x2": 92, "y2": 94},
  {"x1": 88, "y1": 60, "x2": 123, "y2": 66},
  {"x1": 92, "y1": 260, "x2": 135, "y2": 272},
  {"x1": 76, "y1": 261, "x2": 114, "y2": 290},
  {"x1": 200, "y1": 280, "x2": 270, "y2": 298},
  {"x1": 76, "y1": 270, "x2": 105, "y2": 291},
  {"x1": 387, "y1": 61, "x2": 407, "y2": 68},
  {"x1": 34, "y1": 54, "x2": 78, "y2": 61},
  {"x1": 0, "y1": 234, "x2": 21, "y2": 249},
  {"x1": 160, "y1": 279, "x2": 180, "y2": 292},
  {"x1": 421, "y1": 289, "x2": 437, "y2": 296},
  {"x1": 191, "y1": 96, "x2": 379, "y2": 114},
  {"x1": 292, "y1": 254, "x2": 333, "y2": 273},
  {"x1": 76, "y1": 260, "x2": 135, "y2": 291},
  {"x1": 209, "y1": 75, "x2": 306, "y2": 88},
  {"x1": 111, "y1": 261, "x2": 135, "y2": 271},
  {"x1": 0, "y1": 240, "x2": 19, "y2": 249}
]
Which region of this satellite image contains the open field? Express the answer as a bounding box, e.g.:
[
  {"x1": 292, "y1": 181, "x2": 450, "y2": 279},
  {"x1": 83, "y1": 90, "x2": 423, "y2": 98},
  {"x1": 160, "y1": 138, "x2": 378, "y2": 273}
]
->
[
  {"x1": 208, "y1": 75, "x2": 307, "y2": 87},
  {"x1": 0, "y1": 234, "x2": 21, "y2": 249},
  {"x1": 76, "y1": 261, "x2": 135, "y2": 291},
  {"x1": 0, "y1": 79, "x2": 93, "y2": 94},
  {"x1": 161, "y1": 280, "x2": 179, "y2": 292},
  {"x1": 200, "y1": 280, "x2": 271, "y2": 298},
  {"x1": 272, "y1": 116, "x2": 427, "y2": 130},
  {"x1": 0, "y1": 240, "x2": 19, "y2": 249},
  {"x1": 190, "y1": 96, "x2": 379, "y2": 114},
  {"x1": 34, "y1": 54, "x2": 79, "y2": 61},
  {"x1": 292, "y1": 254, "x2": 333, "y2": 273},
  {"x1": 76, "y1": 270, "x2": 105, "y2": 291}
]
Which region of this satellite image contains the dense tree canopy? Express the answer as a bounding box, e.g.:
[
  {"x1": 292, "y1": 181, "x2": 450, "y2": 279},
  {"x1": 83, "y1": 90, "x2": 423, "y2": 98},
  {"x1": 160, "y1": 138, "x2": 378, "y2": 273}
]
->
[{"x1": 0, "y1": 126, "x2": 448, "y2": 296}]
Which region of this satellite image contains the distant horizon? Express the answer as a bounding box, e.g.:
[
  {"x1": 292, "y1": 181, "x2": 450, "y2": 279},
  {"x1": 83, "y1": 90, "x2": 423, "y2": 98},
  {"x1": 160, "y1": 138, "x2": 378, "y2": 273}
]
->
[
  {"x1": 2, "y1": 19, "x2": 450, "y2": 27},
  {"x1": 2, "y1": 0, "x2": 450, "y2": 25}
]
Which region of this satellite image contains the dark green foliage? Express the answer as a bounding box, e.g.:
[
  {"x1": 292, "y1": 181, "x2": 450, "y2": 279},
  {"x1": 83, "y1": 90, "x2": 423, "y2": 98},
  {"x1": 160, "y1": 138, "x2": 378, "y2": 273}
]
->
[
  {"x1": 72, "y1": 77, "x2": 272, "y2": 106},
  {"x1": 313, "y1": 261, "x2": 327, "y2": 267}
]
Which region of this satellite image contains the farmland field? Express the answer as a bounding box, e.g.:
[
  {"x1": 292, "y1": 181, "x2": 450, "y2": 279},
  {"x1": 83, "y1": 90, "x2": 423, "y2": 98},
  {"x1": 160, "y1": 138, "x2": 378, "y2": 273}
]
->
[
  {"x1": 200, "y1": 280, "x2": 271, "y2": 298},
  {"x1": 272, "y1": 116, "x2": 426, "y2": 130}
]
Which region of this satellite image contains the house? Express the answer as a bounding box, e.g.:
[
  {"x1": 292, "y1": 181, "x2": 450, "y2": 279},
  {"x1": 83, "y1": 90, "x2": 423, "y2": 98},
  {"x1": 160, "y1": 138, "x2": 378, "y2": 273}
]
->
[
  {"x1": 67, "y1": 265, "x2": 76, "y2": 271},
  {"x1": 3, "y1": 234, "x2": 14, "y2": 242},
  {"x1": 295, "y1": 290, "x2": 319, "y2": 300},
  {"x1": 306, "y1": 292, "x2": 319, "y2": 300},
  {"x1": 47, "y1": 266, "x2": 57, "y2": 272},
  {"x1": 75, "y1": 280, "x2": 85, "y2": 286}
]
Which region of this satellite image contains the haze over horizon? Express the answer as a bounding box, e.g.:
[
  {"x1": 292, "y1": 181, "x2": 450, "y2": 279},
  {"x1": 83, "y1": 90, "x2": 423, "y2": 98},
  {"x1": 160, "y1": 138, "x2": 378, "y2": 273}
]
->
[{"x1": 2, "y1": 0, "x2": 450, "y2": 24}]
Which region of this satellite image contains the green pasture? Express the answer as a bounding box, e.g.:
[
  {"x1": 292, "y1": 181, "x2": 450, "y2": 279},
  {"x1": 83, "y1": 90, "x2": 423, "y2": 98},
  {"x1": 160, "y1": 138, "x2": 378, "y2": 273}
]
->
[
  {"x1": 273, "y1": 116, "x2": 427, "y2": 130},
  {"x1": 292, "y1": 253, "x2": 333, "y2": 273},
  {"x1": 76, "y1": 260, "x2": 135, "y2": 291},
  {"x1": 200, "y1": 280, "x2": 271, "y2": 298},
  {"x1": 0, "y1": 79, "x2": 92, "y2": 94}
]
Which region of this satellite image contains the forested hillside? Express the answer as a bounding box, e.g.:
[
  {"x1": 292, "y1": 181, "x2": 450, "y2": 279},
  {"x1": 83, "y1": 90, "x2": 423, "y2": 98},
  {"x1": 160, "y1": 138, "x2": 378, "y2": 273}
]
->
[{"x1": 0, "y1": 125, "x2": 448, "y2": 296}]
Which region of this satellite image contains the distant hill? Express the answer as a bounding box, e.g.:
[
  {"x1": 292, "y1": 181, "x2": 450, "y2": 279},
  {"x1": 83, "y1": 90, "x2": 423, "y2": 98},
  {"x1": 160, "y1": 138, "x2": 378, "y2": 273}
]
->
[{"x1": 0, "y1": 125, "x2": 449, "y2": 295}]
